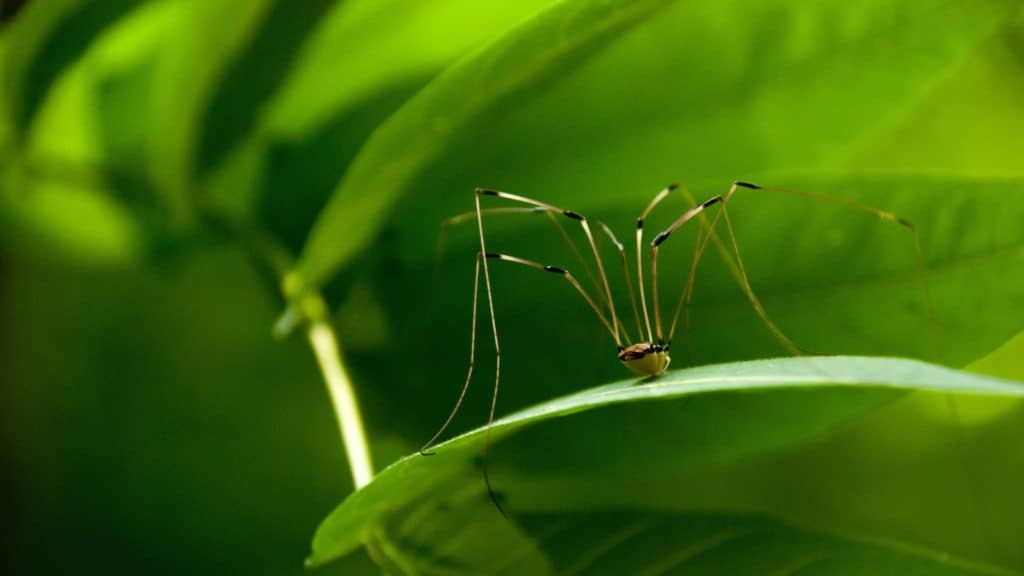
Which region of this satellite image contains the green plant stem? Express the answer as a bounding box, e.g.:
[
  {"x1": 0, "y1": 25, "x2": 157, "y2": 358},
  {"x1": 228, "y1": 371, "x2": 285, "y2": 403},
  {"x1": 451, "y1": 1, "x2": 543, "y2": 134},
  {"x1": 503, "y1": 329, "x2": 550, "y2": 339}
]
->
[
  {"x1": 199, "y1": 204, "x2": 375, "y2": 488},
  {"x1": 307, "y1": 319, "x2": 374, "y2": 488}
]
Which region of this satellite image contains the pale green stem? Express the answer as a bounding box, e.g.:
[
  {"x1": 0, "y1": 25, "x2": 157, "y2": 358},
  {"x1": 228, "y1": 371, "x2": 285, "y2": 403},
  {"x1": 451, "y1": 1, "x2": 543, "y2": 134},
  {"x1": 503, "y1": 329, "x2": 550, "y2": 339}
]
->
[
  {"x1": 197, "y1": 206, "x2": 375, "y2": 488},
  {"x1": 307, "y1": 319, "x2": 374, "y2": 488}
]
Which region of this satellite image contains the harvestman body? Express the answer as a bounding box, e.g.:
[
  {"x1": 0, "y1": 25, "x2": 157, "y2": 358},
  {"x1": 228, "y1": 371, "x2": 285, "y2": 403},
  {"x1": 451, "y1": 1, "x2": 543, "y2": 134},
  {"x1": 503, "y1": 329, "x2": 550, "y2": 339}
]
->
[{"x1": 421, "y1": 180, "x2": 930, "y2": 515}]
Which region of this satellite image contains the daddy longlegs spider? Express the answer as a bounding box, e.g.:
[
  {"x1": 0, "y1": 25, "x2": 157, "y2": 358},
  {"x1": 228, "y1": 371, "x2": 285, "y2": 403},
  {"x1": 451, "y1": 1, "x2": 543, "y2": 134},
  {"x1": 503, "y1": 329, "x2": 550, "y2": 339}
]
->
[{"x1": 420, "y1": 180, "x2": 933, "y2": 517}]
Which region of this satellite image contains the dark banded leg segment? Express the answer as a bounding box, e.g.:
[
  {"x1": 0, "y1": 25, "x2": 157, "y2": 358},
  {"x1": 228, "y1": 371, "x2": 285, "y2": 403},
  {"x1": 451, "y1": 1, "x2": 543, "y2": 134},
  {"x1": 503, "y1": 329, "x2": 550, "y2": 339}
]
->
[
  {"x1": 648, "y1": 194, "x2": 723, "y2": 344},
  {"x1": 671, "y1": 180, "x2": 934, "y2": 357},
  {"x1": 597, "y1": 221, "x2": 643, "y2": 344},
  {"x1": 474, "y1": 250, "x2": 621, "y2": 517},
  {"x1": 425, "y1": 188, "x2": 628, "y2": 519},
  {"x1": 635, "y1": 183, "x2": 678, "y2": 343},
  {"x1": 436, "y1": 206, "x2": 605, "y2": 304},
  {"x1": 484, "y1": 252, "x2": 618, "y2": 340},
  {"x1": 669, "y1": 182, "x2": 807, "y2": 355},
  {"x1": 477, "y1": 188, "x2": 623, "y2": 349},
  {"x1": 729, "y1": 181, "x2": 936, "y2": 355}
]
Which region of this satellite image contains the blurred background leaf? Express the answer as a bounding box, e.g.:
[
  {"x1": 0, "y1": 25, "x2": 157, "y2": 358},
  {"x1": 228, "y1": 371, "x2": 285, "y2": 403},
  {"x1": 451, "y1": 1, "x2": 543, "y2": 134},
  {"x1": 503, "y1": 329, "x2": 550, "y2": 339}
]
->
[
  {"x1": 291, "y1": 0, "x2": 676, "y2": 293},
  {"x1": 2, "y1": 0, "x2": 1023, "y2": 574}
]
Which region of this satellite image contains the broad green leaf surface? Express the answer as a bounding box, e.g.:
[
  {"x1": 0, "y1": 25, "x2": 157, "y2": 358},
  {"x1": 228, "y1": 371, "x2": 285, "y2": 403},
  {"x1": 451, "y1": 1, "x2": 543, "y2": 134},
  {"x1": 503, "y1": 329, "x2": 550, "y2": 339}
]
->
[
  {"x1": 0, "y1": 0, "x2": 139, "y2": 135},
  {"x1": 3, "y1": 0, "x2": 561, "y2": 258},
  {"x1": 0, "y1": 2, "x2": 173, "y2": 262},
  {"x1": 147, "y1": 0, "x2": 272, "y2": 223},
  {"x1": 310, "y1": 357, "x2": 1024, "y2": 569},
  {"x1": 968, "y1": 331, "x2": 1024, "y2": 382},
  {"x1": 25, "y1": 2, "x2": 170, "y2": 167},
  {"x1": 849, "y1": 29, "x2": 1024, "y2": 176},
  {"x1": 520, "y1": 511, "x2": 1016, "y2": 576},
  {"x1": 1, "y1": 0, "x2": 266, "y2": 252},
  {"x1": 199, "y1": 0, "x2": 557, "y2": 253},
  {"x1": 192, "y1": 1, "x2": 339, "y2": 177},
  {"x1": 294, "y1": 0, "x2": 1020, "y2": 295},
  {"x1": 291, "y1": 0, "x2": 677, "y2": 295},
  {"x1": 359, "y1": 507, "x2": 1020, "y2": 575},
  {"x1": 262, "y1": 0, "x2": 557, "y2": 141}
]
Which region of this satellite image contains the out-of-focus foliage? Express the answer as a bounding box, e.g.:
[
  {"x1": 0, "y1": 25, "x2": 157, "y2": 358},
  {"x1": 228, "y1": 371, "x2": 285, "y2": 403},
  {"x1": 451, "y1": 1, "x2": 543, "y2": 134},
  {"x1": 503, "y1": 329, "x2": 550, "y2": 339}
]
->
[{"x1": 1, "y1": 0, "x2": 1023, "y2": 574}]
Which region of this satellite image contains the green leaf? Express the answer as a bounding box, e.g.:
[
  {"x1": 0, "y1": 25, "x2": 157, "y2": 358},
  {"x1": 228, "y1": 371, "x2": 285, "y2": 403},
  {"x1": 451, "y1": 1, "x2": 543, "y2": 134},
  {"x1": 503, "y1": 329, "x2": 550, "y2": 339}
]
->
[
  {"x1": 289, "y1": 0, "x2": 676, "y2": 296},
  {"x1": 0, "y1": 2, "x2": 173, "y2": 263},
  {"x1": 146, "y1": 0, "x2": 274, "y2": 223},
  {"x1": 0, "y1": 0, "x2": 140, "y2": 136},
  {"x1": 291, "y1": 0, "x2": 1020, "y2": 295},
  {"x1": 521, "y1": 510, "x2": 1016, "y2": 576},
  {"x1": 309, "y1": 356, "x2": 1024, "y2": 569},
  {"x1": 1, "y1": 2, "x2": 267, "y2": 260},
  {"x1": 199, "y1": 0, "x2": 558, "y2": 254},
  {"x1": 968, "y1": 331, "x2": 1024, "y2": 382},
  {"x1": 193, "y1": 0, "x2": 339, "y2": 176},
  {"x1": 260, "y1": 0, "x2": 558, "y2": 142}
]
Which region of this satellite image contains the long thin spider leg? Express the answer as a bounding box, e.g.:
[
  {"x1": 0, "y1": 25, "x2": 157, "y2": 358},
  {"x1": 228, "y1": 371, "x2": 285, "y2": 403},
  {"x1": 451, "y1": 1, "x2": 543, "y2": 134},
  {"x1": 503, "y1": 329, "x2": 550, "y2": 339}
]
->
[
  {"x1": 429, "y1": 207, "x2": 546, "y2": 355},
  {"x1": 648, "y1": 195, "x2": 723, "y2": 344},
  {"x1": 544, "y1": 211, "x2": 605, "y2": 304},
  {"x1": 475, "y1": 250, "x2": 622, "y2": 518},
  {"x1": 424, "y1": 189, "x2": 623, "y2": 517},
  {"x1": 669, "y1": 180, "x2": 936, "y2": 358},
  {"x1": 717, "y1": 197, "x2": 809, "y2": 354},
  {"x1": 737, "y1": 182, "x2": 938, "y2": 356},
  {"x1": 433, "y1": 205, "x2": 605, "y2": 304},
  {"x1": 474, "y1": 191, "x2": 505, "y2": 517},
  {"x1": 635, "y1": 184, "x2": 677, "y2": 343},
  {"x1": 483, "y1": 253, "x2": 618, "y2": 340},
  {"x1": 700, "y1": 181, "x2": 950, "y2": 546},
  {"x1": 471, "y1": 249, "x2": 619, "y2": 517},
  {"x1": 419, "y1": 251, "x2": 484, "y2": 456},
  {"x1": 598, "y1": 221, "x2": 643, "y2": 342},
  {"x1": 670, "y1": 199, "x2": 722, "y2": 359},
  {"x1": 421, "y1": 203, "x2": 598, "y2": 455},
  {"x1": 665, "y1": 182, "x2": 807, "y2": 354},
  {"x1": 430, "y1": 206, "x2": 611, "y2": 357},
  {"x1": 477, "y1": 188, "x2": 623, "y2": 348},
  {"x1": 438, "y1": 207, "x2": 628, "y2": 341},
  {"x1": 722, "y1": 184, "x2": 967, "y2": 557},
  {"x1": 672, "y1": 186, "x2": 746, "y2": 353},
  {"x1": 667, "y1": 212, "x2": 715, "y2": 365},
  {"x1": 435, "y1": 206, "x2": 548, "y2": 293}
]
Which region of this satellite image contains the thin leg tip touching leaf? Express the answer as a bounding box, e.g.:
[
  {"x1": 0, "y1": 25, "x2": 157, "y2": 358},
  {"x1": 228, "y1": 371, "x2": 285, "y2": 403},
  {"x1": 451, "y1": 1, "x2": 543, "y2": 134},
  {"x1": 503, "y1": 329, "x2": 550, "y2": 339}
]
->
[
  {"x1": 418, "y1": 432, "x2": 448, "y2": 456},
  {"x1": 475, "y1": 449, "x2": 510, "y2": 518},
  {"x1": 484, "y1": 470, "x2": 509, "y2": 520}
]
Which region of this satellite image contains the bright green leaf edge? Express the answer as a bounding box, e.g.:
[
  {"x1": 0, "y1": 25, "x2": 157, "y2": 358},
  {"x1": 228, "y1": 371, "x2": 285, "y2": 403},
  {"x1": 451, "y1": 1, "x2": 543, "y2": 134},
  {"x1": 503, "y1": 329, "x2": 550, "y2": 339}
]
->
[{"x1": 308, "y1": 355, "x2": 1024, "y2": 567}]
